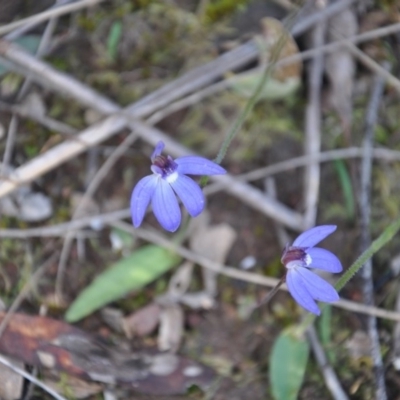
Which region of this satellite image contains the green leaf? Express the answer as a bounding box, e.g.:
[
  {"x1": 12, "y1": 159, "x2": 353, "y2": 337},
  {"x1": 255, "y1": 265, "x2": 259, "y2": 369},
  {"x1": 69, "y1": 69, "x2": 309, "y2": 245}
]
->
[
  {"x1": 107, "y1": 21, "x2": 122, "y2": 62},
  {"x1": 65, "y1": 245, "x2": 180, "y2": 322},
  {"x1": 270, "y1": 326, "x2": 310, "y2": 400},
  {"x1": 0, "y1": 35, "x2": 41, "y2": 76}
]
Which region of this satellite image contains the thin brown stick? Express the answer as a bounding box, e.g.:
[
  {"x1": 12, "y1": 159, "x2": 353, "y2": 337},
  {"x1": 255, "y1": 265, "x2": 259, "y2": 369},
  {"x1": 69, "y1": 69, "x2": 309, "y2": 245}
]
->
[
  {"x1": 303, "y1": 20, "x2": 325, "y2": 228},
  {"x1": 0, "y1": 101, "x2": 78, "y2": 136},
  {"x1": 307, "y1": 325, "x2": 349, "y2": 400},
  {"x1": 0, "y1": 208, "x2": 131, "y2": 238},
  {"x1": 359, "y1": 65, "x2": 388, "y2": 400},
  {"x1": 0, "y1": 354, "x2": 67, "y2": 400},
  {"x1": 204, "y1": 147, "x2": 400, "y2": 195},
  {"x1": 0, "y1": 0, "x2": 106, "y2": 37}
]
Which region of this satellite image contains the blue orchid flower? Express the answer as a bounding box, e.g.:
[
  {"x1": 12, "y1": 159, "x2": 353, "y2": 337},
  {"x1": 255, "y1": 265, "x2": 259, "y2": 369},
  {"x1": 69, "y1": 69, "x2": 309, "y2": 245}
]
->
[
  {"x1": 131, "y1": 141, "x2": 226, "y2": 232},
  {"x1": 281, "y1": 225, "x2": 342, "y2": 315}
]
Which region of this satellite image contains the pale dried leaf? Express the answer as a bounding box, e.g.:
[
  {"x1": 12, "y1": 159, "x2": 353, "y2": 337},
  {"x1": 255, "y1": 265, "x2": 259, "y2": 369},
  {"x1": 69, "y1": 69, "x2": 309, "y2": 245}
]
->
[
  {"x1": 187, "y1": 210, "x2": 211, "y2": 239},
  {"x1": 101, "y1": 307, "x2": 124, "y2": 333},
  {"x1": 390, "y1": 253, "x2": 400, "y2": 275},
  {"x1": 229, "y1": 17, "x2": 302, "y2": 100},
  {"x1": 180, "y1": 291, "x2": 215, "y2": 310},
  {"x1": 0, "y1": 356, "x2": 24, "y2": 400},
  {"x1": 149, "y1": 353, "x2": 179, "y2": 376},
  {"x1": 190, "y1": 223, "x2": 237, "y2": 295},
  {"x1": 158, "y1": 304, "x2": 184, "y2": 352},
  {"x1": 168, "y1": 261, "x2": 194, "y2": 298},
  {"x1": 103, "y1": 390, "x2": 118, "y2": 400},
  {"x1": 123, "y1": 303, "x2": 161, "y2": 338},
  {"x1": 345, "y1": 331, "x2": 372, "y2": 360},
  {"x1": 0, "y1": 185, "x2": 53, "y2": 222},
  {"x1": 21, "y1": 92, "x2": 46, "y2": 117},
  {"x1": 326, "y1": 8, "x2": 358, "y2": 131},
  {"x1": 190, "y1": 223, "x2": 237, "y2": 265},
  {"x1": 393, "y1": 286, "x2": 400, "y2": 370}
]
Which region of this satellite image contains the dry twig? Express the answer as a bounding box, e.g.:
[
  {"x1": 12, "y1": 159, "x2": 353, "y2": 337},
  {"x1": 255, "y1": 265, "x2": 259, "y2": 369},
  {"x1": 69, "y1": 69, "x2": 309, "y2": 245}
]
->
[
  {"x1": 359, "y1": 65, "x2": 389, "y2": 400},
  {"x1": 303, "y1": 19, "x2": 326, "y2": 228},
  {"x1": 0, "y1": 0, "x2": 106, "y2": 37},
  {"x1": 307, "y1": 325, "x2": 349, "y2": 400},
  {"x1": 0, "y1": 354, "x2": 67, "y2": 400}
]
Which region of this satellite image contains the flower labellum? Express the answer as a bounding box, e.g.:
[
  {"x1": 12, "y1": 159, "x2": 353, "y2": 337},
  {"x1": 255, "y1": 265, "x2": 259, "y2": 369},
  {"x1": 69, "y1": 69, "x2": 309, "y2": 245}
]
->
[
  {"x1": 281, "y1": 225, "x2": 342, "y2": 315},
  {"x1": 131, "y1": 141, "x2": 226, "y2": 232}
]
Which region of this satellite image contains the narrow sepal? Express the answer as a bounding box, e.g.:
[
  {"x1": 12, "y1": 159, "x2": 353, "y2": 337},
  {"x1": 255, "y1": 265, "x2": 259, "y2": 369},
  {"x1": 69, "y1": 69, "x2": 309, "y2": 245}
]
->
[
  {"x1": 175, "y1": 156, "x2": 226, "y2": 176},
  {"x1": 151, "y1": 141, "x2": 165, "y2": 161},
  {"x1": 130, "y1": 175, "x2": 158, "y2": 228},
  {"x1": 307, "y1": 247, "x2": 343, "y2": 273},
  {"x1": 293, "y1": 225, "x2": 337, "y2": 248},
  {"x1": 297, "y1": 267, "x2": 340, "y2": 303},
  {"x1": 151, "y1": 178, "x2": 181, "y2": 232},
  {"x1": 170, "y1": 175, "x2": 205, "y2": 217},
  {"x1": 286, "y1": 269, "x2": 321, "y2": 315}
]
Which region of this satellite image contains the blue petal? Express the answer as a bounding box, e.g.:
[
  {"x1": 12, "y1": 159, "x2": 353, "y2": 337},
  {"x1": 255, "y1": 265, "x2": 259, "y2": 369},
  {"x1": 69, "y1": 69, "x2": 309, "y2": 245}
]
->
[
  {"x1": 151, "y1": 179, "x2": 181, "y2": 232},
  {"x1": 170, "y1": 175, "x2": 204, "y2": 217},
  {"x1": 293, "y1": 225, "x2": 337, "y2": 248},
  {"x1": 130, "y1": 175, "x2": 158, "y2": 228},
  {"x1": 151, "y1": 141, "x2": 165, "y2": 161},
  {"x1": 175, "y1": 156, "x2": 226, "y2": 176},
  {"x1": 297, "y1": 267, "x2": 339, "y2": 303},
  {"x1": 307, "y1": 248, "x2": 343, "y2": 273},
  {"x1": 286, "y1": 269, "x2": 321, "y2": 315}
]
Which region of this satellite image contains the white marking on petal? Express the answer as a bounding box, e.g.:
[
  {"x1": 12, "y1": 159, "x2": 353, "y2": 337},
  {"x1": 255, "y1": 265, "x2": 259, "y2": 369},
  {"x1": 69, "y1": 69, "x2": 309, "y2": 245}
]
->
[
  {"x1": 286, "y1": 260, "x2": 302, "y2": 270},
  {"x1": 304, "y1": 253, "x2": 312, "y2": 266},
  {"x1": 166, "y1": 171, "x2": 179, "y2": 183}
]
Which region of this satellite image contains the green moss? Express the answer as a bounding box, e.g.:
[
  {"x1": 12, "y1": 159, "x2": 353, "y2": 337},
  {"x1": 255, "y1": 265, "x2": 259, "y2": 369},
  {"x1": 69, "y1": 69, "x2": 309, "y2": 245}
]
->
[{"x1": 204, "y1": 0, "x2": 252, "y2": 22}]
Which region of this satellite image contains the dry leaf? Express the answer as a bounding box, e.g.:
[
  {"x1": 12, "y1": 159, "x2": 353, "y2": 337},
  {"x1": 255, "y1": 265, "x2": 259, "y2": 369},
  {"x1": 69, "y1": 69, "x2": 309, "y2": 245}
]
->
[
  {"x1": 180, "y1": 291, "x2": 215, "y2": 310},
  {"x1": 0, "y1": 356, "x2": 24, "y2": 400},
  {"x1": 393, "y1": 286, "x2": 400, "y2": 370},
  {"x1": 345, "y1": 330, "x2": 372, "y2": 360},
  {"x1": 158, "y1": 304, "x2": 184, "y2": 353},
  {"x1": 0, "y1": 181, "x2": 53, "y2": 222},
  {"x1": 229, "y1": 17, "x2": 302, "y2": 100},
  {"x1": 167, "y1": 261, "x2": 194, "y2": 298},
  {"x1": 123, "y1": 303, "x2": 161, "y2": 338},
  {"x1": 101, "y1": 307, "x2": 124, "y2": 333},
  {"x1": 21, "y1": 92, "x2": 46, "y2": 118},
  {"x1": 0, "y1": 311, "x2": 215, "y2": 395},
  {"x1": 326, "y1": 8, "x2": 358, "y2": 133},
  {"x1": 190, "y1": 223, "x2": 237, "y2": 296}
]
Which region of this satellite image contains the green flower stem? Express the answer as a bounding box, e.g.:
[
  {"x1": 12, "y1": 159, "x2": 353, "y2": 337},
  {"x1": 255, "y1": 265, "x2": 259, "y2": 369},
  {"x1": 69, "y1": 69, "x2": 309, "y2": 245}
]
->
[
  {"x1": 200, "y1": 22, "x2": 295, "y2": 189},
  {"x1": 214, "y1": 32, "x2": 289, "y2": 165},
  {"x1": 335, "y1": 214, "x2": 400, "y2": 292}
]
